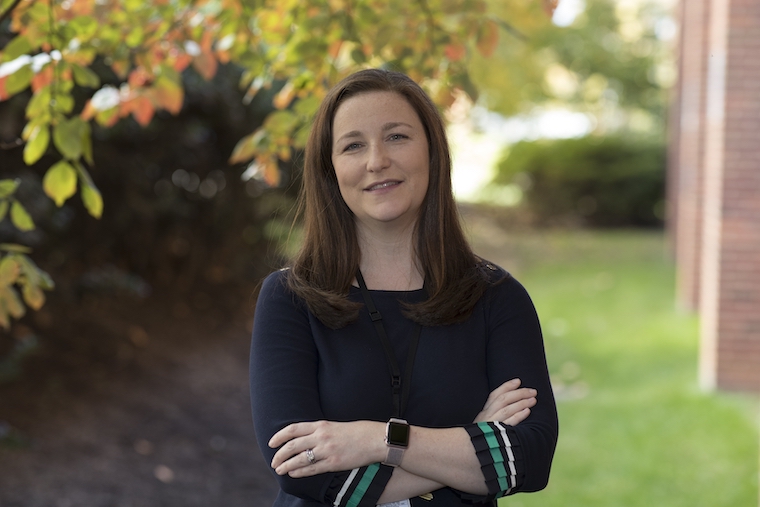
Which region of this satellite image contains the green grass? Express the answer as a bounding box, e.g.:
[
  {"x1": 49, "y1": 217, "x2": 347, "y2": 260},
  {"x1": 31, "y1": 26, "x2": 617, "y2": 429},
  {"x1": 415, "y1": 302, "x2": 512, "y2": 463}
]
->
[{"x1": 475, "y1": 230, "x2": 759, "y2": 507}]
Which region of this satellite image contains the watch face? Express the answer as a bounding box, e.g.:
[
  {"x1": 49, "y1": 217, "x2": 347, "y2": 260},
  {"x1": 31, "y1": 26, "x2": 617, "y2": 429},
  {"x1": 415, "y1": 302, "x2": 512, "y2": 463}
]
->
[{"x1": 387, "y1": 421, "x2": 410, "y2": 447}]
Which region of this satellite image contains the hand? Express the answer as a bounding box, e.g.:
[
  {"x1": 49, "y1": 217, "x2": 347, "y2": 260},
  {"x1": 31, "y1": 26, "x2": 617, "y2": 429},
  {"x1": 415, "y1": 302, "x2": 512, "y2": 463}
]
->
[
  {"x1": 473, "y1": 378, "x2": 537, "y2": 426},
  {"x1": 269, "y1": 420, "x2": 384, "y2": 478}
]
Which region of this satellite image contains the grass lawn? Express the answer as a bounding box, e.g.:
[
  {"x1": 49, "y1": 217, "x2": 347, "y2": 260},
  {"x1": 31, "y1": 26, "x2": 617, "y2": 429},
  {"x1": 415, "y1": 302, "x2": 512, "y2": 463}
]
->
[{"x1": 465, "y1": 227, "x2": 759, "y2": 507}]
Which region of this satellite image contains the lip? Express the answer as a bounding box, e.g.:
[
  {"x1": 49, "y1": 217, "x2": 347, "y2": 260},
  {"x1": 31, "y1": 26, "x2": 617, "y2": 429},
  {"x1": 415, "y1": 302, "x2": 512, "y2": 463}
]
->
[{"x1": 364, "y1": 179, "x2": 401, "y2": 192}]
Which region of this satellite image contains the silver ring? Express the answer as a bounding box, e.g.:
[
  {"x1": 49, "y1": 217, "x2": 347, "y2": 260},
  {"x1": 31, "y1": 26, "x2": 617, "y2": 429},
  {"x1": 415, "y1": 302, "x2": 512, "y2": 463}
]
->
[{"x1": 306, "y1": 448, "x2": 316, "y2": 464}]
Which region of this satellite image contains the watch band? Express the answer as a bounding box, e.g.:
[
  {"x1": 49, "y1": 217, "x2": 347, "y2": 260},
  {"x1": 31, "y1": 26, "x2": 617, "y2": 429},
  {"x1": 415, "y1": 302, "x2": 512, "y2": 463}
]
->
[{"x1": 384, "y1": 446, "x2": 405, "y2": 467}]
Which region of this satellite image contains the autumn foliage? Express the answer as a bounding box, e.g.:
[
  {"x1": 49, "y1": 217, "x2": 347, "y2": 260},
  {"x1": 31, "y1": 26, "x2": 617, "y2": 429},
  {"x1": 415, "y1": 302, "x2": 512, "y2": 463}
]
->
[{"x1": 0, "y1": 0, "x2": 558, "y2": 328}]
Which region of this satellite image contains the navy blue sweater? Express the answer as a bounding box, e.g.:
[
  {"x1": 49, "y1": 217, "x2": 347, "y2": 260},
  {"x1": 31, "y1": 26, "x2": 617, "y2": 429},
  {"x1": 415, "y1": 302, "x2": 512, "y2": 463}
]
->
[{"x1": 250, "y1": 266, "x2": 558, "y2": 506}]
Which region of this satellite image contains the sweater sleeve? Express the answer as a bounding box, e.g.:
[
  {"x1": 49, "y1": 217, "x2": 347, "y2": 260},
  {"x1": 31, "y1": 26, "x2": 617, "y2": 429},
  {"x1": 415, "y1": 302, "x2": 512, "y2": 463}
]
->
[
  {"x1": 249, "y1": 271, "x2": 393, "y2": 506},
  {"x1": 457, "y1": 271, "x2": 559, "y2": 502}
]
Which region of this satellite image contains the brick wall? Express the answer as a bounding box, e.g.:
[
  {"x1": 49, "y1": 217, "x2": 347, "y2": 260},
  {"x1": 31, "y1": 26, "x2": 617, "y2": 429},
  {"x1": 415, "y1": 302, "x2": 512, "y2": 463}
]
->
[{"x1": 672, "y1": 0, "x2": 760, "y2": 391}]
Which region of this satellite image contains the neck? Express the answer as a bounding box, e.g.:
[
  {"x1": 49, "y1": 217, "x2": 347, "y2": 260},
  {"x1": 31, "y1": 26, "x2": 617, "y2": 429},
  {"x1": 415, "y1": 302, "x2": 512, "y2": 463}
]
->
[{"x1": 355, "y1": 219, "x2": 423, "y2": 291}]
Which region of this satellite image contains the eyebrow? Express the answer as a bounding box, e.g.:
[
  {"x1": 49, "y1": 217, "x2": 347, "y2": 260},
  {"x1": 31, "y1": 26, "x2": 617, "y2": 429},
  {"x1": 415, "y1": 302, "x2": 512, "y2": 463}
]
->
[{"x1": 334, "y1": 122, "x2": 414, "y2": 146}]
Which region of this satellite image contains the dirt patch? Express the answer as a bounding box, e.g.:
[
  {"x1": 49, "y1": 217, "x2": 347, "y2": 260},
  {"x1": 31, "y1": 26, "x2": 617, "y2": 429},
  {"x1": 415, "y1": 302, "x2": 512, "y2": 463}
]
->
[{"x1": 0, "y1": 290, "x2": 279, "y2": 507}]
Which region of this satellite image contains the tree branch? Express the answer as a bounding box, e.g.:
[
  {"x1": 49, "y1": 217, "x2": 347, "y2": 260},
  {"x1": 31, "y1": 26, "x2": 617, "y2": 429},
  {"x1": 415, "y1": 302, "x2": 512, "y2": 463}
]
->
[
  {"x1": 0, "y1": 0, "x2": 24, "y2": 28},
  {"x1": 494, "y1": 17, "x2": 528, "y2": 42}
]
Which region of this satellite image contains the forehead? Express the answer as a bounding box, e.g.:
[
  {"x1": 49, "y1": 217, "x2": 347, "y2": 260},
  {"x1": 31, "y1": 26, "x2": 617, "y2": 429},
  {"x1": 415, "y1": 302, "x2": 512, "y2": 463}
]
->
[{"x1": 331, "y1": 91, "x2": 422, "y2": 135}]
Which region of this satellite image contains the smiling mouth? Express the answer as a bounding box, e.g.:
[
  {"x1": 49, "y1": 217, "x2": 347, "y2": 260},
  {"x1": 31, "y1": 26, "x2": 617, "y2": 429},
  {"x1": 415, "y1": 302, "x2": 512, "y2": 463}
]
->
[{"x1": 366, "y1": 181, "x2": 401, "y2": 191}]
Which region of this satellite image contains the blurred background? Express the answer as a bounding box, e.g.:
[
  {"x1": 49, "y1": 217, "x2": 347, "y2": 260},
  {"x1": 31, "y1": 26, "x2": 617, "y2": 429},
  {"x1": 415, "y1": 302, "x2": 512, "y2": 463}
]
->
[{"x1": 0, "y1": 0, "x2": 758, "y2": 506}]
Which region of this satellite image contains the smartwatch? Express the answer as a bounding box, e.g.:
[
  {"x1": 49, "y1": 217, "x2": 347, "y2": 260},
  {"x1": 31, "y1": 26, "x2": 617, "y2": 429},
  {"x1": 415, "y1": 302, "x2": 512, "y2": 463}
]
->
[{"x1": 383, "y1": 418, "x2": 410, "y2": 467}]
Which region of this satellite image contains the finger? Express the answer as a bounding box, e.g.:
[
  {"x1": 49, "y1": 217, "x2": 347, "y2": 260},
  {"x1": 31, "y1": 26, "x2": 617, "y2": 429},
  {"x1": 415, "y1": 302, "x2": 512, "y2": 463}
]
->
[
  {"x1": 271, "y1": 435, "x2": 314, "y2": 469},
  {"x1": 497, "y1": 388, "x2": 537, "y2": 407},
  {"x1": 269, "y1": 422, "x2": 314, "y2": 448},
  {"x1": 275, "y1": 449, "x2": 320, "y2": 476},
  {"x1": 482, "y1": 379, "x2": 521, "y2": 411},
  {"x1": 503, "y1": 407, "x2": 531, "y2": 426},
  {"x1": 482, "y1": 388, "x2": 536, "y2": 419},
  {"x1": 495, "y1": 396, "x2": 537, "y2": 419}
]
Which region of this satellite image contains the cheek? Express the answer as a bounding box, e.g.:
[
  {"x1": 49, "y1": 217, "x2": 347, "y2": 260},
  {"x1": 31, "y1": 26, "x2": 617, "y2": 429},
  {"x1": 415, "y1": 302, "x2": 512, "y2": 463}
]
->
[{"x1": 332, "y1": 164, "x2": 358, "y2": 208}]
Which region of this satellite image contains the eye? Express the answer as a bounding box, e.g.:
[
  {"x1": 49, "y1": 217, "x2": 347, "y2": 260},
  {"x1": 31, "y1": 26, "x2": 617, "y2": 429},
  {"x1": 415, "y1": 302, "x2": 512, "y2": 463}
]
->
[
  {"x1": 388, "y1": 133, "x2": 408, "y2": 141},
  {"x1": 343, "y1": 142, "x2": 362, "y2": 152}
]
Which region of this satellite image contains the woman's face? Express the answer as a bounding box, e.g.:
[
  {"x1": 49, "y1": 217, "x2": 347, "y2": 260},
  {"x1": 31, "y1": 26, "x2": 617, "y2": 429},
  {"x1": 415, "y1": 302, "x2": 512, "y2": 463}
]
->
[{"x1": 331, "y1": 91, "x2": 430, "y2": 233}]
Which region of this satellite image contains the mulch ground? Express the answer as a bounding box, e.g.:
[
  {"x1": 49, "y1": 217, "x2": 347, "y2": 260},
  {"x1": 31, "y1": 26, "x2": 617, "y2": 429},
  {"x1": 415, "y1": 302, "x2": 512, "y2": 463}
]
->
[{"x1": 0, "y1": 289, "x2": 280, "y2": 507}]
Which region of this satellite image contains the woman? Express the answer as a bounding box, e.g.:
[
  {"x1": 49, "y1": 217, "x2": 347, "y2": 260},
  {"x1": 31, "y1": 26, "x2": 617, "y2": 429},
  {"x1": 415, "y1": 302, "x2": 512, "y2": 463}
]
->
[{"x1": 250, "y1": 69, "x2": 558, "y2": 507}]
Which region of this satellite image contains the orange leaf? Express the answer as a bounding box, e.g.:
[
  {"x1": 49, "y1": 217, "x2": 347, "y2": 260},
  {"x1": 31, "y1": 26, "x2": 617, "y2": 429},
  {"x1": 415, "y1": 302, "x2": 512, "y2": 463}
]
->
[
  {"x1": 444, "y1": 43, "x2": 466, "y2": 62},
  {"x1": 262, "y1": 159, "x2": 281, "y2": 187},
  {"x1": 192, "y1": 51, "x2": 218, "y2": 81},
  {"x1": 200, "y1": 30, "x2": 213, "y2": 53},
  {"x1": 0, "y1": 77, "x2": 8, "y2": 101},
  {"x1": 476, "y1": 20, "x2": 499, "y2": 58},
  {"x1": 111, "y1": 60, "x2": 130, "y2": 79},
  {"x1": 128, "y1": 67, "x2": 151, "y2": 87},
  {"x1": 328, "y1": 40, "x2": 343, "y2": 59},
  {"x1": 131, "y1": 96, "x2": 155, "y2": 126},
  {"x1": 217, "y1": 50, "x2": 230, "y2": 64},
  {"x1": 434, "y1": 86, "x2": 457, "y2": 108},
  {"x1": 31, "y1": 65, "x2": 54, "y2": 93},
  {"x1": 172, "y1": 53, "x2": 193, "y2": 73},
  {"x1": 543, "y1": 0, "x2": 559, "y2": 16},
  {"x1": 80, "y1": 100, "x2": 96, "y2": 120},
  {"x1": 273, "y1": 82, "x2": 295, "y2": 110}
]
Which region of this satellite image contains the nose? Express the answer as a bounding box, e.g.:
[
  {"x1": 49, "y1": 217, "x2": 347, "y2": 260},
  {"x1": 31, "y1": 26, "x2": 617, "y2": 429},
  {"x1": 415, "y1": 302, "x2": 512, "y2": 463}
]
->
[{"x1": 366, "y1": 142, "x2": 390, "y2": 172}]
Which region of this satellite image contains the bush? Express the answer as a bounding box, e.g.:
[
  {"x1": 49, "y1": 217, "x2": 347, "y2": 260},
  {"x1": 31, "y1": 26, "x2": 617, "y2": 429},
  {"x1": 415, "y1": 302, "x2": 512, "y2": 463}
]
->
[{"x1": 493, "y1": 136, "x2": 666, "y2": 227}]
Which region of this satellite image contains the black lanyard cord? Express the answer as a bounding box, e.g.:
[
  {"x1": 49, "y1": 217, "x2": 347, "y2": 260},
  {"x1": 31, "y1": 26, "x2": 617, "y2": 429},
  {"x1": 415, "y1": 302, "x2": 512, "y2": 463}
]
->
[{"x1": 356, "y1": 270, "x2": 423, "y2": 419}]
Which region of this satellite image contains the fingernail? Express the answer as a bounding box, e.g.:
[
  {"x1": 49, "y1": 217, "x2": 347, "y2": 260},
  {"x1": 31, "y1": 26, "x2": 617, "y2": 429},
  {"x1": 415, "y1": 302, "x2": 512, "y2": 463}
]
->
[{"x1": 510, "y1": 378, "x2": 520, "y2": 384}]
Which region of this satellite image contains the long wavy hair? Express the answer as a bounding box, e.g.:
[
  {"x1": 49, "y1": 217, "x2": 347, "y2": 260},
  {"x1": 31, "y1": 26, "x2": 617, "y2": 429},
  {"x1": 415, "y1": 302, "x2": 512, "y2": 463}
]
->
[{"x1": 287, "y1": 68, "x2": 492, "y2": 329}]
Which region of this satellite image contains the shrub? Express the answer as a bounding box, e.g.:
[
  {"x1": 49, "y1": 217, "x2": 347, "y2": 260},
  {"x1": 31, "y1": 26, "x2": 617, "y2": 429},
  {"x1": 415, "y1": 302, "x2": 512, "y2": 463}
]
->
[{"x1": 493, "y1": 136, "x2": 666, "y2": 227}]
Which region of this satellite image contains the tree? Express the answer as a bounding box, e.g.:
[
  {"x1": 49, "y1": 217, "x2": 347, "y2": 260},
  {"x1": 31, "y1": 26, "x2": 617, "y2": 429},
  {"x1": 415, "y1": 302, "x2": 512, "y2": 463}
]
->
[
  {"x1": 0, "y1": 0, "x2": 558, "y2": 329},
  {"x1": 469, "y1": 0, "x2": 674, "y2": 133}
]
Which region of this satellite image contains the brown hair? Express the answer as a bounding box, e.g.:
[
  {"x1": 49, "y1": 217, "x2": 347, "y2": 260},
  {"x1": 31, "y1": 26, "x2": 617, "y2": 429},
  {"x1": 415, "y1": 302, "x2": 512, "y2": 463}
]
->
[{"x1": 287, "y1": 68, "x2": 493, "y2": 329}]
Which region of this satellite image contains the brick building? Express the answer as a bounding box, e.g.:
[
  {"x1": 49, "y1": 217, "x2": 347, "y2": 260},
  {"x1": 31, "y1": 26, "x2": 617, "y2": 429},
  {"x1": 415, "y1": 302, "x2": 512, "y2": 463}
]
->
[{"x1": 670, "y1": 0, "x2": 760, "y2": 391}]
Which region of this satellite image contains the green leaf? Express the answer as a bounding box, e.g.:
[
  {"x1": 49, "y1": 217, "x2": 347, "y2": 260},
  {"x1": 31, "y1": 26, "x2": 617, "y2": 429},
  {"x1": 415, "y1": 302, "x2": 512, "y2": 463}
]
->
[
  {"x1": 350, "y1": 48, "x2": 366, "y2": 64},
  {"x1": 36, "y1": 269, "x2": 55, "y2": 290},
  {"x1": 23, "y1": 124, "x2": 50, "y2": 165},
  {"x1": 80, "y1": 182, "x2": 103, "y2": 218},
  {"x1": 0, "y1": 179, "x2": 20, "y2": 199},
  {"x1": 3, "y1": 287, "x2": 26, "y2": 319},
  {"x1": 53, "y1": 118, "x2": 85, "y2": 160},
  {"x1": 0, "y1": 201, "x2": 8, "y2": 221},
  {"x1": 53, "y1": 94, "x2": 75, "y2": 114},
  {"x1": 293, "y1": 125, "x2": 311, "y2": 149},
  {"x1": 0, "y1": 305, "x2": 8, "y2": 330},
  {"x1": 21, "y1": 283, "x2": 44, "y2": 310},
  {"x1": 125, "y1": 26, "x2": 144, "y2": 48},
  {"x1": 2, "y1": 36, "x2": 33, "y2": 61},
  {"x1": 0, "y1": 256, "x2": 20, "y2": 285},
  {"x1": 74, "y1": 162, "x2": 103, "y2": 218},
  {"x1": 0, "y1": 243, "x2": 32, "y2": 254},
  {"x1": 69, "y1": 16, "x2": 98, "y2": 40},
  {"x1": 294, "y1": 95, "x2": 321, "y2": 118},
  {"x1": 263, "y1": 110, "x2": 298, "y2": 135},
  {"x1": 0, "y1": 255, "x2": 21, "y2": 286},
  {"x1": 229, "y1": 130, "x2": 266, "y2": 164},
  {"x1": 5, "y1": 64, "x2": 33, "y2": 96},
  {"x1": 10, "y1": 201, "x2": 34, "y2": 231},
  {"x1": 26, "y1": 88, "x2": 52, "y2": 120},
  {"x1": 42, "y1": 160, "x2": 77, "y2": 206},
  {"x1": 71, "y1": 64, "x2": 100, "y2": 88}
]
